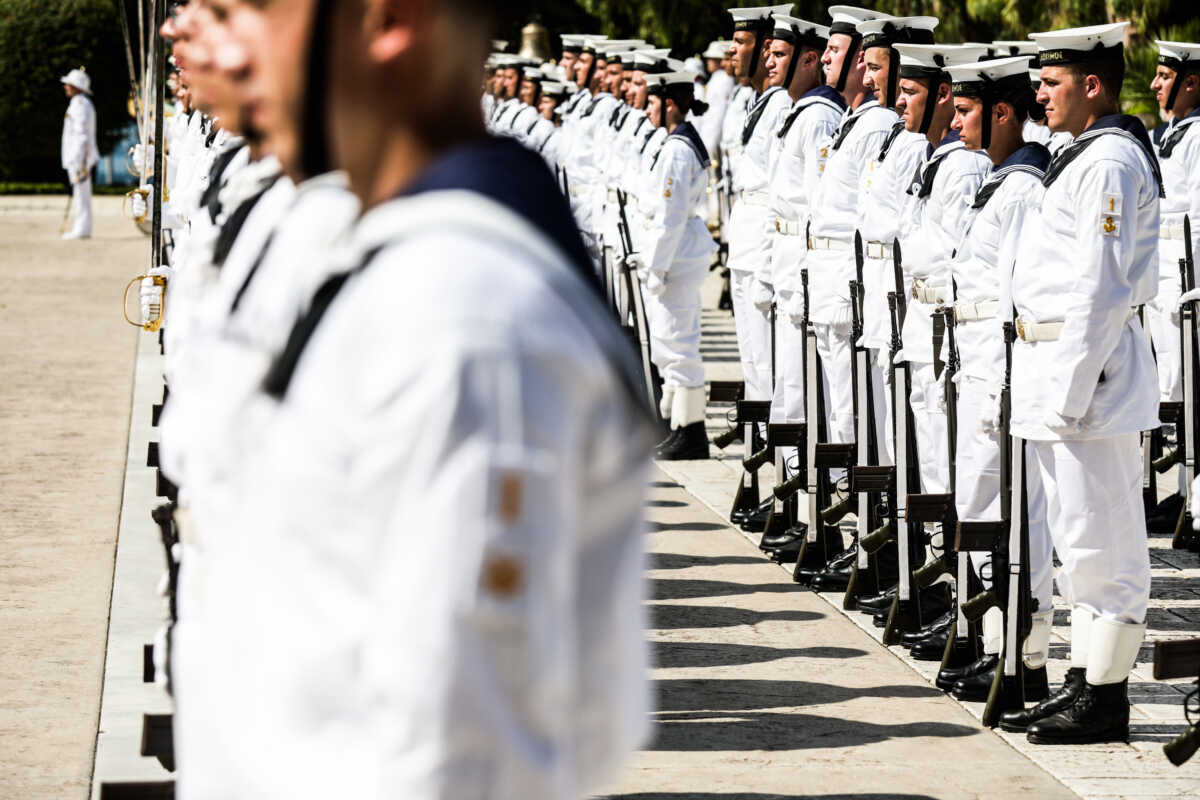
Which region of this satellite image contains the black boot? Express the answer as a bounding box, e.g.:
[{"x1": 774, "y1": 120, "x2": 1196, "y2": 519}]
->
[
  {"x1": 998, "y1": 667, "x2": 1086, "y2": 733},
  {"x1": 954, "y1": 664, "x2": 1048, "y2": 703},
  {"x1": 900, "y1": 610, "x2": 954, "y2": 647},
  {"x1": 1026, "y1": 679, "x2": 1130, "y2": 745},
  {"x1": 656, "y1": 422, "x2": 710, "y2": 461},
  {"x1": 872, "y1": 583, "x2": 953, "y2": 628},
  {"x1": 856, "y1": 585, "x2": 898, "y2": 613},
  {"x1": 760, "y1": 522, "x2": 805, "y2": 551},
  {"x1": 937, "y1": 653, "x2": 997, "y2": 692},
  {"x1": 1146, "y1": 493, "x2": 1184, "y2": 534},
  {"x1": 797, "y1": 546, "x2": 855, "y2": 586},
  {"x1": 739, "y1": 499, "x2": 771, "y2": 532},
  {"x1": 810, "y1": 553, "x2": 855, "y2": 591},
  {"x1": 909, "y1": 626, "x2": 952, "y2": 661}
]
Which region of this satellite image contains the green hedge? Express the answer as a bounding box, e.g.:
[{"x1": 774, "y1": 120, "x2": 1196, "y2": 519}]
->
[{"x1": 0, "y1": 181, "x2": 135, "y2": 195}]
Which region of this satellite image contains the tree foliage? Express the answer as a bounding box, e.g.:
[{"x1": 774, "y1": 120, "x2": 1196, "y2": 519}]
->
[
  {"x1": 508, "y1": 0, "x2": 1199, "y2": 118},
  {"x1": 0, "y1": 0, "x2": 131, "y2": 182}
]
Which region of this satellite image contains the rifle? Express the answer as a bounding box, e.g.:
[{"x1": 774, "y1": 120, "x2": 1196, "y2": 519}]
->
[
  {"x1": 914, "y1": 305, "x2": 959, "y2": 591},
  {"x1": 843, "y1": 233, "x2": 888, "y2": 606},
  {"x1": 881, "y1": 236, "x2": 932, "y2": 642},
  {"x1": 1176, "y1": 215, "x2": 1200, "y2": 551},
  {"x1": 614, "y1": 189, "x2": 660, "y2": 414}
]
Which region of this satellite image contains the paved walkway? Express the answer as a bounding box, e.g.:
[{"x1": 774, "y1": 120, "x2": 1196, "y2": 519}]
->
[{"x1": 0, "y1": 197, "x2": 143, "y2": 799}]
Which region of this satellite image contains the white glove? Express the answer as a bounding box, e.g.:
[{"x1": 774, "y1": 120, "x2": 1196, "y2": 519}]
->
[
  {"x1": 623, "y1": 252, "x2": 644, "y2": 274},
  {"x1": 934, "y1": 368, "x2": 948, "y2": 412},
  {"x1": 1044, "y1": 411, "x2": 1084, "y2": 435},
  {"x1": 751, "y1": 279, "x2": 774, "y2": 313},
  {"x1": 139, "y1": 265, "x2": 175, "y2": 325},
  {"x1": 1179, "y1": 287, "x2": 1200, "y2": 310},
  {"x1": 1190, "y1": 476, "x2": 1200, "y2": 530},
  {"x1": 644, "y1": 270, "x2": 666, "y2": 297},
  {"x1": 130, "y1": 143, "x2": 149, "y2": 174},
  {"x1": 980, "y1": 391, "x2": 1002, "y2": 434},
  {"x1": 786, "y1": 292, "x2": 805, "y2": 326},
  {"x1": 131, "y1": 186, "x2": 151, "y2": 219}
]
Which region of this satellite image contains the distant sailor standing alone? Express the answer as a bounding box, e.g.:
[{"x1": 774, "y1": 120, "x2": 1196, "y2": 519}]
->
[{"x1": 60, "y1": 67, "x2": 99, "y2": 240}]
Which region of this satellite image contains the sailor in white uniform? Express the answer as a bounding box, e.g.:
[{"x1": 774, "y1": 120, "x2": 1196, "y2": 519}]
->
[
  {"x1": 698, "y1": 40, "x2": 736, "y2": 158},
  {"x1": 804, "y1": 5, "x2": 893, "y2": 450},
  {"x1": 936, "y1": 56, "x2": 1054, "y2": 702},
  {"x1": 1002, "y1": 23, "x2": 1160, "y2": 745},
  {"x1": 854, "y1": 15, "x2": 940, "y2": 467},
  {"x1": 627, "y1": 72, "x2": 719, "y2": 460},
  {"x1": 892, "y1": 43, "x2": 991, "y2": 499},
  {"x1": 724, "y1": 4, "x2": 796, "y2": 403},
  {"x1": 59, "y1": 68, "x2": 99, "y2": 240}
]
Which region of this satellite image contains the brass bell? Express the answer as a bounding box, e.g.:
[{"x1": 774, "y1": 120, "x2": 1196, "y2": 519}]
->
[{"x1": 519, "y1": 21, "x2": 551, "y2": 62}]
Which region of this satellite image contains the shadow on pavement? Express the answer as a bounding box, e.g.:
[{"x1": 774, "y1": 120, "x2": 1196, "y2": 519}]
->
[
  {"x1": 652, "y1": 577, "x2": 804, "y2": 600},
  {"x1": 654, "y1": 678, "x2": 944, "y2": 714},
  {"x1": 649, "y1": 604, "x2": 823, "y2": 629},
  {"x1": 648, "y1": 521, "x2": 728, "y2": 532},
  {"x1": 652, "y1": 641, "x2": 867, "y2": 669},
  {"x1": 604, "y1": 795, "x2": 939, "y2": 800},
  {"x1": 650, "y1": 552, "x2": 768, "y2": 570}
]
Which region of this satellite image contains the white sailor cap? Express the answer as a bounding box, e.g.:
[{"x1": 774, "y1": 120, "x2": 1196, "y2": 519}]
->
[
  {"x1": 703, "y1": 40, "x2": 733, "y2": 59},
  {"x1": 631, "y1": 48, "x2": 674, "y2": 74},
  {"x1": 493, "y1": 54, "x2": 521, "y2": 69},
  {"x1": 857, "y1": 16, "x2": 938, "y2": 50},
  {"x1": 1156, "y1": 40, "x2": 1200, "y2": 71},
  {"x1": 991, "y1": 40, "x2": 1037, "y2": 57},
  {"x1": 542, "y1": 81, "x2": 570, "y2": 98},
  {"x1": 603, "y1": 42, "x2": 650, "y2": 65},
  {"x1": 946, "y1": 55, "x2": 1033, "y2": 97},
  {"x1": 772, "y1": 15, "x2": 830, "y2": 49},
  {"x1": 522, "y1": 67, "x2": 545, "y2": 82},
  {"x1": 729, "y1": 5, "x2": 794, "y2": 34},
  {"x1": 562, "y1": 35, "x2": 599, "y2": 53},
  {"x1": 491, "y1": 39, "x2": 509, "y2": 53},
  {"x1": 683, "y1": 57, "x2": 705, "y2": 78},
  {"x1": 1028, "y1": 68, "x2": 1043, "y2": 86},
  {"x1": 647, "y1": 70, "x2": 696, "y2": 95},
  {"x1": 1029, "y1": 22, "x2": 1128, "y2": 67},
  {"x1": 827, "y1": 5, "x2": 890, "y2": 38},
  {"x1": 895, "y1": 43, "x2": 989, "y2": 80}
]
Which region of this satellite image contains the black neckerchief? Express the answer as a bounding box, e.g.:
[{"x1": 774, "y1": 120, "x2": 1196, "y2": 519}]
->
[
  {"x1": 831, "y1": 99, "x2": 879, "y2": 151},
  {"x1": 261, "y1": 137, "x2": 650, "y2": 420},
  {"x1": 665, "y1": 121, "x2": 709, "y2": 168},
  {"x1": 1160, "y1": 107, "x2": 1200, "y2": 159},
  {"x1": 639, "y1": 127, "x2": 660, "y2": 155},
  {"x1": 229, "y1": 230, "x2": 278, "y2": 314},
  {"x1": 971, "y1": 142, "x2": 1051, "y2": 209},
  {"x1": 1043, "y1": 114, "x2": 1164, "y2": 197},
  {"x1": 741, "y1": 86, "x2": 784, "y2": 146},
  {"x1": 633, "y1": 116, "x2": 649, "y2": 137},
  {"x1": 582, "y1": 94, "x2": 610, "y2": 118},
  {"x1": 908, "y1": 130, "x2": 960, "y2": 199},
  {"x1": 212, "y1": 175, "x2": 280, "y2": 269},
  {"x1": 776, "y1": 85, "x2": 847, "y2": 140},
  {"x1": 202, "y1": 145, "x2": 246, "y2": 224},
  {"x1": 877, "y1": 120, "x2": 906, "y2": 163}
]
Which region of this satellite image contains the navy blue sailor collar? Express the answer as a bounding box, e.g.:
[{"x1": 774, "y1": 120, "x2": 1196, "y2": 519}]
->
[
  {"x1": 971, "y1": 142, "x2": 1051, "y2": 209},
  {"x1": 668, "y1": 121, "x2": 710, "y2": 168},
  {"x1": 777, "y1": 85, "x2": 847, "y2": 140},
  {"x1": 1043, "y1": 113, "x2": 1164, "y2": 196},
  {"x1": 1161, "y1": 106, "x2": 1200, "y2": 158}
]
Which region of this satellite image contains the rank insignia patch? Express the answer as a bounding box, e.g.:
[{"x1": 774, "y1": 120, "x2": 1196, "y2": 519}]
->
[{"x1": 1101, "y1": 215, "x2": 1119, "y2": 237}]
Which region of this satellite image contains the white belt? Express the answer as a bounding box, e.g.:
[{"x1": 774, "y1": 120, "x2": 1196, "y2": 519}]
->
[
  {"x1": 954, "y1": 300, "x2": 999, "y2": 323},
  {"x1": 607, "y1": 188, "x2": 619, "y2": 203},
  {"x1": 739, "y1": 190, "x2": 769, "y2": 207},
  {"x1": 807, "y1": 234, "x2": 852, "y2": 252},
  {"x1": 864, "y1": 240, "x2": 891, "y2": 260},
  {"x1": 911, "y1": 278, "x2": 947, "y2": 305},
  {"x1": 1161, "y1": 220, "x2": 1186, "y2": 241},
  {"x1": 775, "y1": 218, "x2": 804, "y2": 236},
  {"x1": 1016, "y1": 309, "x2": 1136, "y2": 342}
]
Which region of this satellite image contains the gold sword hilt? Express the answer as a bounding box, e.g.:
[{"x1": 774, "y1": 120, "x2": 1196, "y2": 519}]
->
[{"x1": 123, "y1": 275, "x2": 167, "y2": 332}]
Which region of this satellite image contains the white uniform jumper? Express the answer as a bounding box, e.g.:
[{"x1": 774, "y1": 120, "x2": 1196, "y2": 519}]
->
[
  {"x1": 899, "y1": 130, "x2": 990, "y2": 494},
  {"x1": 1011, "y1": 115, "x2": 1161, "y2": 679},
  {"x1": 191, "y1": 140, "x2": 654, "y2": 798},
  {"x1": 767, "y1": 86, "x2": 846, "y2": 424},
  {"x1": 807, "y1": 98, "x2": 895, "y2": 443}
]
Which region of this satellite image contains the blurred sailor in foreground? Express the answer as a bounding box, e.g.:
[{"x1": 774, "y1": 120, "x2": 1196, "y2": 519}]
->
[
  {"x1": 192, "y1": 0, "x2": 656, "y2": 796},
  {"x1": 1001, "y1": 22, "x2": 1160, "y2": 745},
  {"x1": 60, "y1": 67, "x2": 99, "y2": 240}
]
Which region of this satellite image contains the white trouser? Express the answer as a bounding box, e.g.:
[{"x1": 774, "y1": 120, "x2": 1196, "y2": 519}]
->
[
  {"x1": 814, "y1": 321, "x2": 854, "y2": 444},
  {"x1": 730, "y1": 269, "x2": 773, "y2": 401},
  {"x1": 1148, "y1": 240, "x2": 1184, "y2": 402},
  {"x1": 1027, "y1": 434, "x2": 1152, "y2": 624},
  {"x1": 770, "y1": 288, "x2": 805, "y2": 424},
  {"x1": 643, "y1": 262, "x2": 708, "y2": 389},
  {"x1": 869, "y1": 347, "x2": 894, "y2": 466},
  {"x1": 69, "y1": 174, "x2": 93, "y2": 237},
  {"x1": 908, "y1": 361, "x2": 949, "y2": 493}
]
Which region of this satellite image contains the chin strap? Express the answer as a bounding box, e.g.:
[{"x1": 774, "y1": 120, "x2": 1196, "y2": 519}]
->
[
  {"x1": 1167, "y1": 59, "x2": 1193, "y2": 115},
  {"x1": 836, "y1": 34, "x2": 862, "y2": 93},
  {"x1": 885, "y1": 48, "x2": 900, "y2": 108},
  {"x1": 299, "y1": 0, "x2": 334, "y2": 180}
]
